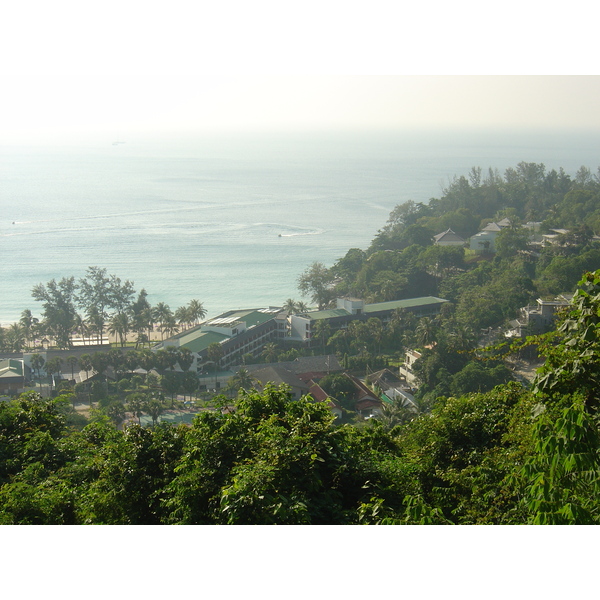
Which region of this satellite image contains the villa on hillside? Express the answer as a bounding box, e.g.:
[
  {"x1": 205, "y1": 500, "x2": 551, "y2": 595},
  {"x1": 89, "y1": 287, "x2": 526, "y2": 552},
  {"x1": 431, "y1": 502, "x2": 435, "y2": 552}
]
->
[
  {"x1": 289, "y1": 296, "x2": 449, "y2": 344},
  {"x1": 505, "y1": 294, "x2": 573, "y2": 338},
  {"x1": 433, "y1": 228, "x2": 466, "y2": 246},
  {"x1": 469, "y1": 219, "x2": 512, "y2": 253}
]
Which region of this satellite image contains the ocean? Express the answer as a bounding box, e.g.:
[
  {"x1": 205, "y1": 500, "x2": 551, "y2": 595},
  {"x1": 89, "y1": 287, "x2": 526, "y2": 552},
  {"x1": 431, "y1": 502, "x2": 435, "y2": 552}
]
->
[{"x1": 2, "y1": 129, "x2": 600, "y2": 326}]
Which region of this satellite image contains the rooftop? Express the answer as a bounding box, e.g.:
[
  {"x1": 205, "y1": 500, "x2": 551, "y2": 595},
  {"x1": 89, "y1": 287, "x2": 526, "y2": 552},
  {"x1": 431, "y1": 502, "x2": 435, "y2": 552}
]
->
[
  {"x1": 299, "y1": 308, "x2": 351, "y2": 320},
  {"x1": 205, "y1": 308, "x2": 282, "y2": 329},
  {"x1": 433, "y1": 228, "x2": 465, "y2": 243},
  {"x1": 301, "y1": 297, "x2": 448, "y2": 320},
  {"x1": 252, "y1": 366, "x2": 310, "y2": 391},
  {"x1": 0, "y1": 359, "x2": 24, "y2": 379},
  {"x1": 364, "y1": 296, "x2": 448, "y2": 313},
  {"x1": 180, "y1": 331, "x2": 229, "y2": 353},
  {"x1": 481, "y1": 222, "x2": 503, "y2": 232}
]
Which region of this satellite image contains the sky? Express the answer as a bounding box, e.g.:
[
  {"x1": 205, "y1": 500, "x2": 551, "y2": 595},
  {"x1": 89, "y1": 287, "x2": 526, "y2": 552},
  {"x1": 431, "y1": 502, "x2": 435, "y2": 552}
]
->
[{"x1": 1, "y1": 1, "x2": 599, "y2": 143}]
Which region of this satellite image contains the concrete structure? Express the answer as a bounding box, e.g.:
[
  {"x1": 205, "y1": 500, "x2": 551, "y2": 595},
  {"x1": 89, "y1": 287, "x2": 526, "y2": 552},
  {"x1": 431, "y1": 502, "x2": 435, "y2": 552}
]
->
[
  {"x1": 505, "y1": 294, "x2": 573, "y2": 338},
  {"x1": 289, "y1": 296, "x2": 448, "y2": 344},
  {"x1": 399, "y1": 349, "x2": 422, "y2": 386}
]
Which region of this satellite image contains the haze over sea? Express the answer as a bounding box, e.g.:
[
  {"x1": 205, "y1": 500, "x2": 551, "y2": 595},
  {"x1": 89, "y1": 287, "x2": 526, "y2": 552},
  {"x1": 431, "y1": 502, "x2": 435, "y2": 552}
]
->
[{"x1": 2, "y1": 129, "x2": 600, "y2": 326}]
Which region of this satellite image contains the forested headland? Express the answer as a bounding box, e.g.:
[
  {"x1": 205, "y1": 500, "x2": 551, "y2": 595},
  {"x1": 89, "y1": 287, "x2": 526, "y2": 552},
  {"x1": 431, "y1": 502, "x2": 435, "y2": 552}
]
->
[{"x1": 2, "y1": 161, "x2": 600, "y2": 524}]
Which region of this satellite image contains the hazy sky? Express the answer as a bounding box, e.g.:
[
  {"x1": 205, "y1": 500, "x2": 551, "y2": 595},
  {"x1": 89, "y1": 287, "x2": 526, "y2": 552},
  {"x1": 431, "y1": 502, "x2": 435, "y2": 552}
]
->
[{"x1": 2, "y1": 1, "x2": 599, "y2": 142}]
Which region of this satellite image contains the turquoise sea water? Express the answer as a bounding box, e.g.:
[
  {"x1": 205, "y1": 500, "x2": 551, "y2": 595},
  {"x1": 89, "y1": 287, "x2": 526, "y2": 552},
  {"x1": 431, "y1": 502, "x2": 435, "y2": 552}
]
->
[{"x1": 1, "y1": 129, "x2": 600, "y2": 325}]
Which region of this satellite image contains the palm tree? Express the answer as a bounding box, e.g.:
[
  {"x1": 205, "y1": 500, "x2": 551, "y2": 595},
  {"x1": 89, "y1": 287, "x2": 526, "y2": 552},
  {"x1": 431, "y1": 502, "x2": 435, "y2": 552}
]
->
[
  {"x1": 328, "y1": 328, "x2": 350, "y2": 355},
  {"x1": 137, "y1": 349, "x2": 156, "y2": 373},
  {"x1": 444, "y1": 324, "x2": 477, "y2": 353},
  {"x1": 153, "y1": 302, "x2": 174, "y2": 341},
  {"x1": 161, "y1": 371, "x2": 180, "y2": 407},
  {"x1": 6, "y1": 323, "x2": 26, "y2": 353},
  {"x1": 175, "y1": 306, "x2": 192, "y2": 331},
  {"x1": 261, "y1": 342, "x2": 279, "y2": 363},
  {"x1": 74, "y1": 313, "x2": 90, "y2": 345},
  {"x1": 375, "y1": 397, "x2": 416, "y2": 430},
  {"x1": 79, "y1": 353, "x2": 92, "y2": 381},
  {"x1": 106, "y1": 401, "x2": 125, "y2": 427},
  {"x1": 145, "y1": 398, "x2": 163, "y2": 427},
  {"x1": 160, "y1": 315, "x2": 178, "y2": 340},
  {"x1": 108, "y1": 348, "x2": 126, "y2": 377},
  {"x1": 225, "y1": 367, "x2": 258, "y2": 396},
  {"x1": 295, "y1": 301, "x2": 310, "y2": 313},
  {"x1": 283, "y1": 299, "x2": 298, "y2": 314},
  {"x1": 415, "y1": 316, "x2": 437, "y2": 348},
  {"x1": 45, "y1": 356, "x2": 64, "y2": 395},
  {"x1": 66, "y1": 355, "x2": 78, "y2": 383},
  {"x1": 206, "y1": 342, "x2": 224, "y2": 367},
  {"x1": 108, "y1": 312, "x2": 130, "y2": 347},
  {"x1": 131, "y1": 307, "x2": 153, "y2": 348},
  {"x1": 30, "y1": 353, "x2": 45, "y2": 392},
  {"x1": 78, "y1": 353, "x2": 93, "y2": 405},
  {"x1": 127, "y1": 392, "x2": 146, "y2": 424},
  {"x1": 366, "y1": 317, "x2": 384, "y2": 355},
  {"x1": 188, "y1": 299, "x2": 207, "y2": 326},
  {"x1": 313, "y1": 319, "x2": 331, "y2": 352},
  {"x1": 181, "y1": 371, "x2": 199, "y2": 401},
  {"x1": 19, "y1": 309, "x2": 39, "y2": 349},
  {"x1": 86, "y1": 306, "x2": 104, "y2": 344},
  {"x1": 178, "y1": 347, "x2": 194, "y2": 372}
]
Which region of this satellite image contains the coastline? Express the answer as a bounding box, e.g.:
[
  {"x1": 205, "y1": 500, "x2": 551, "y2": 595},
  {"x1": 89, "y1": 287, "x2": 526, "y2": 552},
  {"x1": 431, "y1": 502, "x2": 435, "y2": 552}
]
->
[{"x1": 0, "y1": 323, "x2": 168, "y2": 350}]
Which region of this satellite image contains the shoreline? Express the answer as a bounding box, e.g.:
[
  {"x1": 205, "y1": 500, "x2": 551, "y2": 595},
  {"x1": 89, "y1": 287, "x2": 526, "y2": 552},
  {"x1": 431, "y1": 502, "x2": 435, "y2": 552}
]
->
[{"x1": 0, "y1": 324, "x2": 170, "y2": 349}]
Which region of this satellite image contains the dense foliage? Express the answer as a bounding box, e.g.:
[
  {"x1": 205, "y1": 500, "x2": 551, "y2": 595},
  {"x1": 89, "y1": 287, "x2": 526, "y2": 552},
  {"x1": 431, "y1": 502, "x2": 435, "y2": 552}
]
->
[
  {"x1": 3, "y1": 162, "x2": 600, "y2": 524},
  {"x1": 2, "y1": 269, "x2": 600, "y2": 524}
]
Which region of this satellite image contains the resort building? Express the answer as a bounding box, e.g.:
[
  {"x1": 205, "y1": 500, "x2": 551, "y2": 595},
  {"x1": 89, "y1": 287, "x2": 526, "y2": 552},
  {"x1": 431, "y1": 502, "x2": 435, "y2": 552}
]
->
[
  {"x1": 288, "y1": 296, "x2": 449, "y2": 344},
  {"x1": 154, "y1": 307, "x2": 287, "y2": 369}
]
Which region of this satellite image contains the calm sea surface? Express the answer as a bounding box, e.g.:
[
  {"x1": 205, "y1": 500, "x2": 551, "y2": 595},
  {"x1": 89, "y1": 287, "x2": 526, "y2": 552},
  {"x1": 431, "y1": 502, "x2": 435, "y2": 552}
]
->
[{"x1": 1, "y1": 130, "x2": 599, "y2": 325}]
